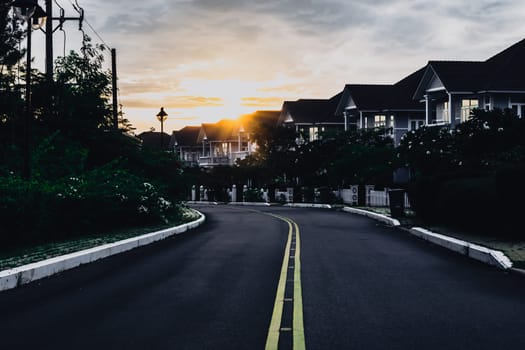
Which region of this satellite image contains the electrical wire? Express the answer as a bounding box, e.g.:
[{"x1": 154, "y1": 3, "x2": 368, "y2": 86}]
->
[
  {"x1": 68, "y1": 0, "x2": 111, "y2": 50},
  {"x1": 54, "y1": 0, "x2": 67, "y2": 56}
]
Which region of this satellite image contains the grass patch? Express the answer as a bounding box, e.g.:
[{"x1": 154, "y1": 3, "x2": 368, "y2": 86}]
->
[{"x1": 0, "y1": 207, "x2": 200, "y2": 271}]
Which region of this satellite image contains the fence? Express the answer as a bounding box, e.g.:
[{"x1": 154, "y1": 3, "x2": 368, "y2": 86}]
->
[
  {"x1": 366, "y1": 188, "x2": 411, "y2": 209},
  {"x1": 190, "y1": 185, "x2": 410, "y2": 208}
]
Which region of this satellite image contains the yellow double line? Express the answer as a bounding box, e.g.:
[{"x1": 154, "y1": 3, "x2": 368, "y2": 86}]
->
[{"x1": 265, "y1": 214, "x2": 305, "y2": 350}]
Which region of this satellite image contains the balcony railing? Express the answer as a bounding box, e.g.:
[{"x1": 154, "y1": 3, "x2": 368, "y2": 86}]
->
[{"x1": 198, "y1": 156, "x2": 231, "y2": 167}]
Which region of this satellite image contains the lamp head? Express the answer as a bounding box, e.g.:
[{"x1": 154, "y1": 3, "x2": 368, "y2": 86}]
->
[{"x1": 156, "y1": 107, "x2": 168, "y2": 122}]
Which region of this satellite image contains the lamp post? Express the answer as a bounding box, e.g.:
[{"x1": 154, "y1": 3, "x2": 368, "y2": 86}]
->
[
  {"x1": 12, "y1": 0, "x2": 46, "y2": 178},
  {"x1": 156, "y1": 107, "x2": 168, "y2": 149}
]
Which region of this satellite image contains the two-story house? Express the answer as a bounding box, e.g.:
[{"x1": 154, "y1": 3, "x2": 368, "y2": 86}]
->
[
  {"x1": 335, "y1": 67, "x2": 426, "y2": 145},
  {"x1": 171, "y1": 126, "x2": 202, "y2": 167},
  {"x1": 413, "y1": 38, "x2": 525, "y2": 126},
  {"x1": 277, "y1": 92, "x2": 344, "y2": 142}
]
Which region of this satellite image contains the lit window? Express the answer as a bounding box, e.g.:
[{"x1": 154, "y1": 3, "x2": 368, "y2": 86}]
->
[
  {"x1": 374, "y1": 115, "x2": 386, "y2": 128},
  {"x1": 461, "y1": 99, "x2": 479, "y2": 122},
  {"x1": 442, "y1": 101, "x2": 450, "y2": 123},
  {"x1": 309, "y1": 126, "x2": 319, "y2": 141}
]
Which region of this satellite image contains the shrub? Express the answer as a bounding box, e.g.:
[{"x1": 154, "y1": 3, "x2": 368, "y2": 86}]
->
[
  {"x1": 244, "y1": 188, "x2": 264, "y2": 202},
  {"x1": 0, "y1": 165, "x2": 183, "y2": 250}
]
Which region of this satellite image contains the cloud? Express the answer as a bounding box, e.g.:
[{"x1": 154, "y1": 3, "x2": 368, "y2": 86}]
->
[
  {"x1": 241, "y1": 97, "x2": 284, "y2": 107},
  {"x1": 123, "y1": 96, "x2": 223, "y2": 109},
  {"x1": 58, "y1": 0, "x2": 525, "y2": 134}
]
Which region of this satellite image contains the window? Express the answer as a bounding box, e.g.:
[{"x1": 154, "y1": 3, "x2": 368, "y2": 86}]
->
[
  {"x1": 461, "y1": 99, "x2": 479, "y2": 122},
  {"x1": 442, "y1": 101, "x2": 450, "y2": 123},
  {"x1": 221, "y1": 142, "x2": 229, "y2": 155},
  {"x1": 309, "y1": 126, "x2": 319, "y2": 141},
  {"x1": 409, "y1": 119, "x2": 425, "y2": 131},
  {"x1": 374, "y1": 115, "x2": 386, "y2": 128},
  {"x1": 389, "y1": 115, "x2": 395, "y2": 129}
]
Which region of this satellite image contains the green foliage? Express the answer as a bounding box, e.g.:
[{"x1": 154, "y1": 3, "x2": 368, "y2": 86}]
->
[
  {"x1": 326, "y1": 128, "x2": 397, "y2": 186},
  {"x1": 0, "y1": 165, "x2": 183, "y2": 250},
  {"x1": 244, "y1": 188, "x2": 264, "y2": 202},
  {"x1": 0, "y1": 3, "x2": 24, "y2": 68},
  {"x1": 400, "y1": 109, "x2": 525, "y2": 236},
  {"x1": 0, "y1": 32, "x2": 190, "y2": 250},
  {"x1": 399, "y1": 108, "x2": 525, "y2": 177},
  {"x1": 236, "y1": 126, "x2": 397, "y2": 188}
]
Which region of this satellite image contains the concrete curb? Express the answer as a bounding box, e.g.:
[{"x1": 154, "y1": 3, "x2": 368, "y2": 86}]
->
[
  {"x1": 409, "y1": 227, "x2": 513, "y2": 270},
  {"x1": 228, "y1": 202, "x2": 272, "y2": 206},
  {"x1": 342, "y1": 207, "x2": 401, "y2": 226},
  {"x1": 0, "y1": 210, "x2": 206, "y2": 292},
  {"x1": 284, "y1": 203, "x2": 332, "y2": 209},
  {"x1": 186, "y1": 201, "x2": 218, "y2": 205}
]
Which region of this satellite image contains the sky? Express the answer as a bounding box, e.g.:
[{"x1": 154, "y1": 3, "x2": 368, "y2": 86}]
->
[{"x1": 29, "y1": 0, "x2": 525, "y2": 134}]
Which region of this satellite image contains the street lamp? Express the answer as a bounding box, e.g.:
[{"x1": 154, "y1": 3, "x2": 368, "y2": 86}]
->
[
  {"x1": 12, "y1": 0, "x2": 46, "y2": 178},
  {"x1": 156, "y1": 107, "x2": 168, "y2": 149}
]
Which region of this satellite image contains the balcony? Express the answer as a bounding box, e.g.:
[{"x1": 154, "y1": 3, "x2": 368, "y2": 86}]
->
[{"x1": 198, "y1": 156, "x2": 231, "y2": 167}]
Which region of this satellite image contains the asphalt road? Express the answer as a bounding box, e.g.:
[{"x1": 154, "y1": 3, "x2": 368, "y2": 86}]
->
[{"x1": 1, "y1": 205, "x2": 525, "y2": 349}]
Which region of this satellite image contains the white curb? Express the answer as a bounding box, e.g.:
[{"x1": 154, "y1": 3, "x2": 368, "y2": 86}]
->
[
  {"x1": 228, "y1": 202, "x2": 271, "y2": 206},
  {"x1": 409, "y1": 227, "x2": 513, "y2": 270},
  {"x1": 342, "y1": 207, "x2": 401, "y2": 226},
  {"x1": 186, "y1": 201, "x2": 218, "y2": 205},
  {"x1": 284, "y1": 203, "x2": 332, "y2": 209},
  {"x1": 0, "y1": 210, "x2": 206, "y2": 292}
]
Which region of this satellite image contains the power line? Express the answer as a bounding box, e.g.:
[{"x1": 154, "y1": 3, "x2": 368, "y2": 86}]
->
[{"x1": 66, "y1": 0, "x2": 111, "y2": 50}]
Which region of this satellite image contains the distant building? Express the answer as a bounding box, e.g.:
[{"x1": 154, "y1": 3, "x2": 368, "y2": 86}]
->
[
  {"x1": 277, "y1": 92, "x2": 344, "y2": 142},
  {"x1": 414, "y1": 38, "x2": 525, "y2": 126},
  {"x1": 171, "y1": 126, "x2": 201, "y2": 167},
  {"x1": 335, "y1": 68, "x2": 426, "y2": 145}
]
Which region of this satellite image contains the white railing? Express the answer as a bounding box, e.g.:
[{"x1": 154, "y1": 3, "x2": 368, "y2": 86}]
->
[
  {"x1": 366, "y1": 189, "x2": 411, "y2": 208},
  {"x1": 198, "y1": 156, "x2": 231, "y2": 166}
]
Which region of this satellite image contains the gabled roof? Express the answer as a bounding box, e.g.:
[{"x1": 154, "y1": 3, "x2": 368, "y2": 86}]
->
[
  {"x1": 336, "y1": 67, "x2": 425, "y2": 113},
  {"x1": 485, "y1": 38, "x2": 525, "y2": 90},
  {"x1": 239, "y1": 110, "x2": 281, "y2": 132},
  {"x1": 172, "y1": 126, "x2": 200, "y2": 147},
  {"x1": 414, "y1": 38, "x2": 525, "y2": 98},
  {"x1": 197, "y1": 119, "x2": 239, "y2": 143},
  {"x1": 279, "y1": 92, "x2": 344, "y2": 125}
]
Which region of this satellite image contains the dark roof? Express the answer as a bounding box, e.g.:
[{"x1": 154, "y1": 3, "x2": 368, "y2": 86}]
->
[
  {"x1": 280, "y1": 92, "x2": 344, "y2": 124},
  {"x1": 427, "y1": 61, "x2": 487, "y2": 91},
  {"x1": 337, "y1": 67, "x2": 425, "y2": 113},
  {"x1": 485, "y1": 38, "x2": 525, "y2": 90},
  {"x1": 198, "y1": 119, "x2": 238, "y2": 142},
  {"x1": 415, "y1": 38, "x2": 525, "y2": 96},
  {"x1": 172, "y1": 126, "x2": 200, "y2": 147},
  {"x1": 137, "y1": 131, "x2": 171, "y2": 150},
  {"x1": 239, "y1": 110, "x2": 281, "y2": 132},
  {"x1": 390, "y1": 66, "x2": 426, "y2": 109},
  {"x1": 342, "y1": 84, "x2": 393, "y2": 111}
]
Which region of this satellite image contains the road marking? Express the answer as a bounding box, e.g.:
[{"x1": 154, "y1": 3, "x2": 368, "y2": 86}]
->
[{"x1": 264, "y1": 214, "x2": 306, "y2": 350}]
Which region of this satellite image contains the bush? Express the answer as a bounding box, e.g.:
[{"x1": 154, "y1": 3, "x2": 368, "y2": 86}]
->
[
  {"x1": 244, "y1": 188, "x2": 264, "y2": 202},
  {"x1": 0, "y1": 165, "x2": 183, "y2": 250},
  {"x1": 434, "y1": 177, "x2": 497, "y2": 232}
]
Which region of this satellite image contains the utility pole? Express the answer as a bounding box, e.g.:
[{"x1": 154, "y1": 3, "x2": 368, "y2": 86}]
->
[
  {"x1": 45, "y1": 0, "x2": 53, "y2": 83},
  {"x1": 111, "y1": 48, "x2": 118, "y2": 130},
  {"x1": 23, "y1": 20, "x2": 32, "y2": 179}
]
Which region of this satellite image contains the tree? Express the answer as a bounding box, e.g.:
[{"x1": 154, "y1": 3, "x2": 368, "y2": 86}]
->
[{"x1": 0, "y1": 3, "x2": 24, "y2": 70}]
